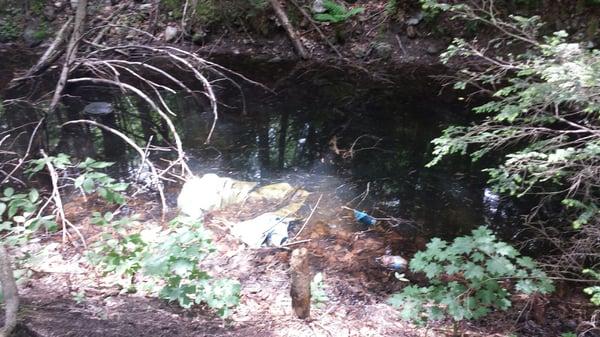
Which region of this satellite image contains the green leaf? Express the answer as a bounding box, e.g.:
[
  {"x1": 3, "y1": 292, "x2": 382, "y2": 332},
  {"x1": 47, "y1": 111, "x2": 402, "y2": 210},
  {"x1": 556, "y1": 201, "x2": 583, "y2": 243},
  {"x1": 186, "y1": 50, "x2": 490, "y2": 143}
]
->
[
  {"x1": 0, "y1": 202, "x2": 6, "y2": 216},
  {"x1": 4, "y1": 187, "x2": 14, "y2": 197},
  {"x1": 464, "y1": 262, "x2": 485, "y2": 280},
  {"x1": 82, "y1": 178, "x2": 95, "y2": 193},
  {"x1": 74, "y1": 175, "x2": 85, "y2": 188},
  {"x1": 28, "y1": 189, "x2": 39, "y2": 203},
  {"x1": 485, "y1": 256, "x2": 514, "y2": 276}
]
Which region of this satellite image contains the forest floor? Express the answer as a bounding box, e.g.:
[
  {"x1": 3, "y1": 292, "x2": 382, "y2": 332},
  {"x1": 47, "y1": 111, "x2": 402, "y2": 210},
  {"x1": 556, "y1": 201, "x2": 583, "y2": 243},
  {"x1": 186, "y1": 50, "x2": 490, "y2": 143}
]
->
[
  {"x1": 2, "y1": 1, "x2": 600, "y2": 336},
  {"x1": 8, "y1": 191, "x2": 594, "y2": 337}
]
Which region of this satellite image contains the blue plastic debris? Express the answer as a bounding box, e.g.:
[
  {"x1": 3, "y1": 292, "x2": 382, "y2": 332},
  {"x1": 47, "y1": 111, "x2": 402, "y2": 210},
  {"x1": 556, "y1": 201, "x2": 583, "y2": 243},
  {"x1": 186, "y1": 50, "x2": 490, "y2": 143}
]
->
[
  {"x1": 376, "y1": 255, "x2": 408, "y2": 271},
  {"x1": 353, "y1": 209, "x2": 377, "y2": 226}
]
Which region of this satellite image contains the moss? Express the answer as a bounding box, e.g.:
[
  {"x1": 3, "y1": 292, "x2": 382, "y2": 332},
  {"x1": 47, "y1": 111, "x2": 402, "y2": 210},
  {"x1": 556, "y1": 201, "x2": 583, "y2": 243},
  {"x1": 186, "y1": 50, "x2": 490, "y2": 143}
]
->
[{"x1": 32, "y1": 20, "x2": 49, "y2": 41}]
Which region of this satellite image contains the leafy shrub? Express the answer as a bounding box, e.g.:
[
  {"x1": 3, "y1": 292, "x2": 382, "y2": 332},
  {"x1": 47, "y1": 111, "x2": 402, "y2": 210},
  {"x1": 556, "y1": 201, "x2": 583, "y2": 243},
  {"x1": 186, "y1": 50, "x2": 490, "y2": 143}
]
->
[
  {"x1": 0, "y1": 187, "x2": 57, "y2": 246},
  {"x1": 583, "y1": 269, "x2": 600, "y2": 306},
  {"x1": 89, "y1": 216, "x2": 240, "y2": 316},
  {"x1": 28, "y1": 155, "x2": 129, "y2": 205},
  {"x1": 314, "y1": 0, "x2": 364, "y2": 23},
  {"x1": 389, "y1": 226, "x2": 554, "y2": 324},
  {"x1": 0, "y1": 17, "x2": 19, "y2": 42}
]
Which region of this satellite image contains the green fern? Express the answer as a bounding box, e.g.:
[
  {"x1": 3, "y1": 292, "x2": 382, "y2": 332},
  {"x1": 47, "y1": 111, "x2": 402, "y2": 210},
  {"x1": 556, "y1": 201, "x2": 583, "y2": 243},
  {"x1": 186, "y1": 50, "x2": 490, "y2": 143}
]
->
[{"x1": 314, "y1": 0, "x2": 364, "y2": 23}]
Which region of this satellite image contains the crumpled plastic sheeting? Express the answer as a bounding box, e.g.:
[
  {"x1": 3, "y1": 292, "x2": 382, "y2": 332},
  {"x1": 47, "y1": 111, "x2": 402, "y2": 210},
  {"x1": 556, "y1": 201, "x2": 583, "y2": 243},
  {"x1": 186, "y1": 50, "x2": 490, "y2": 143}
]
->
[{"x1": 177, "y1": 174, "x2": 309, "y2": 247}]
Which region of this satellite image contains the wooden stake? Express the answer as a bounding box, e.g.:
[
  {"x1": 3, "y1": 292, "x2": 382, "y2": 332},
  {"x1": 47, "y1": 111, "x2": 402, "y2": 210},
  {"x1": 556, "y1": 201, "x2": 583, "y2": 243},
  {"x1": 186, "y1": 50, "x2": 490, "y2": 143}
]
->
[
  {"x1": 268, "y1": 0, "x2": 309, "y2": 59},
  {"x1": 290, "y1": 247, "x2": 311, "y2": 319}
]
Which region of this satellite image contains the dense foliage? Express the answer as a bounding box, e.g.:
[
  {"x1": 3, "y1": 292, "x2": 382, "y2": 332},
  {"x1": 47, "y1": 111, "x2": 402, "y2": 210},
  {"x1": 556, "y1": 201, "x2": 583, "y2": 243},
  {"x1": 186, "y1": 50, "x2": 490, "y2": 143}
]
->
[
  {"x1": 389, "y1": 226, "x2": 553, "y2": 324},
  {"x1": 1, "y1": 154, "x2": 240, "y2": 316},
  {"x1": 422, "y1": 0, "x2": 600, "y2": 278},
  {"x1": 90, "y1": 215, "x2": 241, "y2": 316}
]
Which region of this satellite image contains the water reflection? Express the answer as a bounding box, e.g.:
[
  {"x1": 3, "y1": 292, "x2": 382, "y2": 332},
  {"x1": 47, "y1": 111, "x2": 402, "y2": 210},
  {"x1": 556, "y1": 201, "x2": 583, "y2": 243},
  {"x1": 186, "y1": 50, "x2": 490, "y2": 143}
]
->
[{"x1": 1, "y1": 63, "x2": 523, "y2": 238}]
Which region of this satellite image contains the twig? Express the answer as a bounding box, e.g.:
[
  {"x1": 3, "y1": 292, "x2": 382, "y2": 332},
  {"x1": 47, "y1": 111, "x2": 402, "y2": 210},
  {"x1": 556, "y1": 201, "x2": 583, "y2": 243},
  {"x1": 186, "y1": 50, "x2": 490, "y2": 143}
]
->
[
  {"x1": 40, "y1": 150, "x2": 87, "y2": 248},
  {"x1": 395, "y1": 34, "x2": 407, "y2": 55},
  {"x1": 62, "y1": 120, "x2": 168, "y2": 215},
  {"x1": 1, "y1": 118, "x2": 44, "y2": 185},
  {"x1": 290, "y1": 194, "x2": 323, "y2": 241}
]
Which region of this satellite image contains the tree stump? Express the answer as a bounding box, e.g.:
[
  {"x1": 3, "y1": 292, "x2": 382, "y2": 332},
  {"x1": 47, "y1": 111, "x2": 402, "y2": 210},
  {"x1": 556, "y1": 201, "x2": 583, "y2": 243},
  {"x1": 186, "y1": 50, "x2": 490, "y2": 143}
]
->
[{"x1": 290, "y1": 247, "x2": 310, "y2": 319}]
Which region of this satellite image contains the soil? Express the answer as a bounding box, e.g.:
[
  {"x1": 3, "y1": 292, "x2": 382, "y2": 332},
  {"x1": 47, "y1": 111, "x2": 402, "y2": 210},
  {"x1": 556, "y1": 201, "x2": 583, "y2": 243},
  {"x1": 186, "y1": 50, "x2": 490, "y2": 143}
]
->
[{"x1": 2, "y1": 191, "x2": 595, "y2": 337}]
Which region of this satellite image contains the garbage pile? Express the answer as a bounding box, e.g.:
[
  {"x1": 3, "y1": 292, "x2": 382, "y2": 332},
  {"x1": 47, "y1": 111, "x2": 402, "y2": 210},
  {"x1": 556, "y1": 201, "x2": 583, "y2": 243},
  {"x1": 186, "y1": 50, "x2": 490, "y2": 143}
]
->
[{"x1": 177, "y1": 173, "x2": 309, "y2": 247}]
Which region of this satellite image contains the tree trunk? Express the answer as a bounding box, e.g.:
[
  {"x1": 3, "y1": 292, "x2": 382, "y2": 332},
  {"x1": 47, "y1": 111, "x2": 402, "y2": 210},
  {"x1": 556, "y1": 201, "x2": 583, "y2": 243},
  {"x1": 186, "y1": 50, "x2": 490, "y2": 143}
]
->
[{"x1": 0, "y1": 245, "x2": 19, "y2": 337}]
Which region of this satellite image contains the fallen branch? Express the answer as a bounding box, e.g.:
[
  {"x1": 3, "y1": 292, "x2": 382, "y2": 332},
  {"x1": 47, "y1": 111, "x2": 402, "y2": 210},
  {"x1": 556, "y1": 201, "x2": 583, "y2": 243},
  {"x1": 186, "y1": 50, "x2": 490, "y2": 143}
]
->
[
  {"x1": 40, "y1": 150, "x2": 87, "y2": 247},
  {"x1": 49, "y1": 0, "x2": 88, "y2": 113},
  {"x1": 11, "y1": 17, "x2": 73, "y2": 83},
  {"x1": 268, "y1": 0, "x2": 309, "y2": 59},
  {"x1": 290, "y1": 194, "x2": 322, "y2": 241}
]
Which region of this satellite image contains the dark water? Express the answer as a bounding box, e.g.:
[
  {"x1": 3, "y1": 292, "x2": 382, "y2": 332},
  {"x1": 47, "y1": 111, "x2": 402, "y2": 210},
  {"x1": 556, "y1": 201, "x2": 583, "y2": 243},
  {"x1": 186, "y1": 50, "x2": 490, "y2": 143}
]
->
[{"x1": 1, "y1": 59, "x2": 521, "y2": 239}]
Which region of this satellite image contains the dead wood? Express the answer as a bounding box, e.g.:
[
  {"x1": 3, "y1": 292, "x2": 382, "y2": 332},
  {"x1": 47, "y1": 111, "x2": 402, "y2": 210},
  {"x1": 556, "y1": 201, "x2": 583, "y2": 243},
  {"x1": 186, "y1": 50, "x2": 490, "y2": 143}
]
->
[
  {"x1": 49, "y1": 0, "x2": 88, "y2": 113},
  {"x1": 0, "y1": 245, "x2": 18, "y2": 337},
  {"x1": 268, "y1": 0, "x2": 309, "y2": 60},
  {"x1": 290, "y1": 247, "x2": 311, "y2": 319},
  {"x1": 11, "y1": 17, "x2": 73, "y2": 84}
]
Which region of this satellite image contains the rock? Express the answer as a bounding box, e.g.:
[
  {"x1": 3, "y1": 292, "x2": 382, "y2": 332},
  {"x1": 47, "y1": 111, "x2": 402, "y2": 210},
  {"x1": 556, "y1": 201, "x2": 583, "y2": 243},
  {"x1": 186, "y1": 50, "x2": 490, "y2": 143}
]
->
[
  {"x1": 70, "y1": 0, "x2": 78, "y2": 9},
  {"x1": 426, "y1": 42, "x2": 444, "y2": 55},
  {"x1": 371, "y1": 42, "x2": 393, "y2": 59},
  {"x1": 139, "y1": 3, "x2": 153, "y2": 11},
  {"x1": 312, "y1": 0, "x2": 326, "y2": 14},
  {"x1": 164, "y1": 25, "x2": 179, "y2": 42},
  {"x1": 406, "y1": 25, "x2": 417, "y2": 39},
  {"x1": 44, "y1": 6, "x2": 57, "y2": 21},
  {"x1": 22, "y1": 20, "x2": 44, "y2": 47},
  {"x1": 83, "y1": 102, "x2": 113, "y2": 115},
  {"x1": 406, "y1": 11, "x2": 424, "y2": 26},
  {"x1": 350, "y1": 44, "x2": 369, "y2": 58}
]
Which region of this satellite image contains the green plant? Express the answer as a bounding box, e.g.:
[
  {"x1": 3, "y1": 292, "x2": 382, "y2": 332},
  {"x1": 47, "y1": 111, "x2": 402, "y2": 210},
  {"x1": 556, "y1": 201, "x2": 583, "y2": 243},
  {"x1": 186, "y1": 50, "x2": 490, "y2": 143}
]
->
[
  {"x1": 389, "y1": 226, "x2": 553, "y2": 324},
  {"x1": 89, "y1": 215, "x2": 240, "y2": 316},
  {"x1": 311, "y1": 272, "x2": 328, "y2": 308},
  {"x1": 28, "y1": 155, "x2": 129, "y2": 205},
  {"x1": 0, "y1": 17, "x2": 20, "y2": 41},
  {"x1": 583, "y1": 269, "x2": 600, "y2": 305},
  {"x1": 30, "y1": 0, "x2": 45, "y2": 16},
  {"x1": 561, "y1": 333, "x2": 577, "y2": 337},
  {"x1": 422, "y1": 1, "x2": 600, "y2": 278},
  {"x1": 385, "y1": 0, "x2": 398, "y2": 16},
  {"x1": 0, "y1": 187, "x2": 57, "y2": 246},
  {"x1": 314, "y1": 0, "x2": 364, "y2": 23}
]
